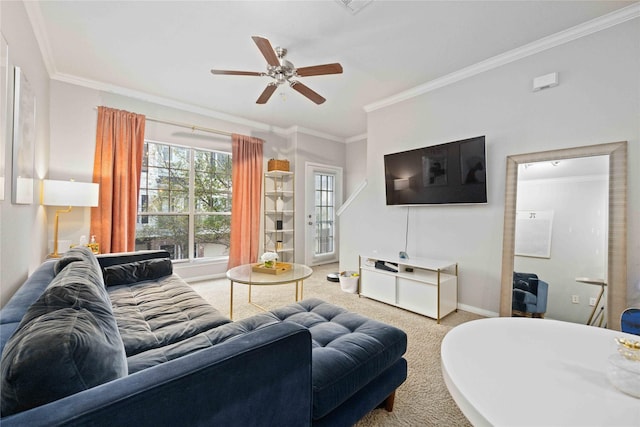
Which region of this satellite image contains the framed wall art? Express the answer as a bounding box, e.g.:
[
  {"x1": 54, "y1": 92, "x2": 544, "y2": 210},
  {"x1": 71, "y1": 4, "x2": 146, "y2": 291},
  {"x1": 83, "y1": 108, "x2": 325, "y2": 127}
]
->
[
  {"x1": 11, "y1": 66, "x2": 36, "y2": 205},
  {"x1": 0, "y1": 34, "x2": 8, "y2": 201},
  {"x1": 514, "y1": 210, "x2": 554, "y2": 259}
]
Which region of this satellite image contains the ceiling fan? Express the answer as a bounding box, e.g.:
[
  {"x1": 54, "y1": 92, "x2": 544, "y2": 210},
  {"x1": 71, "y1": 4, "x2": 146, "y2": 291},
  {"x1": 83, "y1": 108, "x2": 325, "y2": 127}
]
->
[{"x1": 210, "y1": 36, "x2": 343, "y2": 105}]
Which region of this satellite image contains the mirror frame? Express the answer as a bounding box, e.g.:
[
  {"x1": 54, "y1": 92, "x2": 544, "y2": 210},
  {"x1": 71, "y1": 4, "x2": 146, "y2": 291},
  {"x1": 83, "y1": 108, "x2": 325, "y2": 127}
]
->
[{"x1": 500, "y1": 141, "x2": 627, "y2": 330}]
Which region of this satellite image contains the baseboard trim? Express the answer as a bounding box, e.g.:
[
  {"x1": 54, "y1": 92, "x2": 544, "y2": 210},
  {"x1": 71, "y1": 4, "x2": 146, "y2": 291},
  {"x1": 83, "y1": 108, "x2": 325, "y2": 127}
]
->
[{"x1": 457, "y1": 303, "x2": 499, "y2": 318}]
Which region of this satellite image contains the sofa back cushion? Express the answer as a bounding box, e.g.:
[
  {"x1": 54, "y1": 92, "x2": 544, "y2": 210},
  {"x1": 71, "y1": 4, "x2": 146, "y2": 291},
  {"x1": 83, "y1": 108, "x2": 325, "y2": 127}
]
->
[
  {"x1": 102, "y1": 258, "x2": 173, "y2": 287},
  {"x1": 0, "y1": 248, "x2": 127, "y2": 416}
]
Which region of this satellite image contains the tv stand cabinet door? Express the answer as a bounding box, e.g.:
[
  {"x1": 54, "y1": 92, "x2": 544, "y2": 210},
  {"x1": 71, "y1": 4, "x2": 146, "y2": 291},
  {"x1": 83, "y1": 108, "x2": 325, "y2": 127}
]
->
[
  {"x1": 361, "y1": 269, "x2": 396, "y2": 305},
  {"x1": 397, "y1": 277, "x2": 438, "y2": 318}
]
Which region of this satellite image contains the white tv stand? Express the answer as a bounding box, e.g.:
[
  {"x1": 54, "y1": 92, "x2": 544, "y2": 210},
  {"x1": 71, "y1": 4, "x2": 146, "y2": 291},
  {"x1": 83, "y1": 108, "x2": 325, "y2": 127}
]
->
[{"x1": 359, "y1": 254, "x2": 458, "y2": 323}]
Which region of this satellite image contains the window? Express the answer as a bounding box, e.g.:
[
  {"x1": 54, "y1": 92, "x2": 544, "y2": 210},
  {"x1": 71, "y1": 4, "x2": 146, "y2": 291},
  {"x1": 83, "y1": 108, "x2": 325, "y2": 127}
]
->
[
  {"x1": 136, "y1": 141, "x2": 232, "y2": 261},
  {"x1": 314, "y1": 173, "x2": 335, "y2": 256}
]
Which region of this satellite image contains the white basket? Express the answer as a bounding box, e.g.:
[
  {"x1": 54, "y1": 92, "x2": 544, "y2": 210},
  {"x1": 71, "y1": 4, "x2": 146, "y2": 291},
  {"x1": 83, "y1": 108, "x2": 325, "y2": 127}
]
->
[{"x1": 339, "y1": 271, "x2": 359, "y2": 294}]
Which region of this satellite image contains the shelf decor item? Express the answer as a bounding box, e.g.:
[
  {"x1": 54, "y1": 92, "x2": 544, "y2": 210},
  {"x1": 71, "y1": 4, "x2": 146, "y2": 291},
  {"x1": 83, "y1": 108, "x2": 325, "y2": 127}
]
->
[
  {"x1": 260, "y1": 251, "x2": 278, "y2": 268},
  {"x1": 254, "y1": 251, "x2": 291, "y2": 275},
  {"x1": 267, "y1": 158, "x2": 290, "y2": 172}
]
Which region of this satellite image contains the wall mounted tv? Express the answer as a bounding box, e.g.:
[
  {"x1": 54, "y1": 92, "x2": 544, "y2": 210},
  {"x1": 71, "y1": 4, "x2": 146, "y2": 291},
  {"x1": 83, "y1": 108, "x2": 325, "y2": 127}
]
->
[{"x1": 384, "y1": 136, "x2": 487, "y2": 206}]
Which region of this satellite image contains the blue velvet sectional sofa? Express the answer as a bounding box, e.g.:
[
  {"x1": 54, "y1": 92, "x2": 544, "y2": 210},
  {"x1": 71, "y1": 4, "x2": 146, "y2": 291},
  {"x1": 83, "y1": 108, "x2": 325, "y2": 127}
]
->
[{"x1": 0, "y1": 247, "x2": 407, "y2": 426}]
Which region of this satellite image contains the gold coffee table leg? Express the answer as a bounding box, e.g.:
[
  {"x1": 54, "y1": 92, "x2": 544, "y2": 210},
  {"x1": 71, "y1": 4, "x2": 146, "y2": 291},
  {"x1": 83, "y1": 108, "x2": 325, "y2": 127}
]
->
[{"x1": 229, "y1": 280, "x2": 234, "y2": 319}]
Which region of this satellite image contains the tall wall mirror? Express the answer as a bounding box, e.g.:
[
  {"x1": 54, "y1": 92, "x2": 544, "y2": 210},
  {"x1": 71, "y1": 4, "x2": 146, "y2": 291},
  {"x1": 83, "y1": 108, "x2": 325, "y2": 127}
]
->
[{"x1": 500, "y1": 141, "x2": 627, "y2": 331}]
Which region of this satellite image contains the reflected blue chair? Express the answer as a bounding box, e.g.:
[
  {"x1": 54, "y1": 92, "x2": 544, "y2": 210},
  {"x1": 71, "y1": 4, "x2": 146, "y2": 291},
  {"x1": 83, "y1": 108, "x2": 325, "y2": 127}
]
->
[
  {"x1": 621, "y1": 308, "x2": 640, "y2": 335},
  {"x1": 512, "y1": 272, "x2": 549, "y2": 318}
]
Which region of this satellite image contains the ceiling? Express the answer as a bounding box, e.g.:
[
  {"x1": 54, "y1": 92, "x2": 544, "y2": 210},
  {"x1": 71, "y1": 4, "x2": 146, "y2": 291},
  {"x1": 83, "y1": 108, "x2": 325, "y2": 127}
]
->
[{"x1": 27, "y1": 1, "x2": 635, "y2": 141}]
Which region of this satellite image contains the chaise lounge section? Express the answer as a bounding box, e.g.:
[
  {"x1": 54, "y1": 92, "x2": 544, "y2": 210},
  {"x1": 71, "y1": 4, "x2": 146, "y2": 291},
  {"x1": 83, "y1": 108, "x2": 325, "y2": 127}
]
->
[{"x1": 0, "y1": 247, "x2": 407, "y2": 426}]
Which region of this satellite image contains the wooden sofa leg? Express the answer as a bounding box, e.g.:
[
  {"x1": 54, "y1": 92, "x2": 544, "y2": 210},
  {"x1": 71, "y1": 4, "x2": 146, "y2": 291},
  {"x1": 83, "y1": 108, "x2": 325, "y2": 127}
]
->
[{"x1": 377, "y1": 390, "x2": 396, "y2": 412}]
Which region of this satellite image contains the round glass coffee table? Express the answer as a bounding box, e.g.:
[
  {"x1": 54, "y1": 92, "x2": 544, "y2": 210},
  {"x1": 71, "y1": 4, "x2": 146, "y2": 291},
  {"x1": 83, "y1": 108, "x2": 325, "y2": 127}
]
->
[{"x1": 226, "y1": 263, "x2": 313, "y2": 319}]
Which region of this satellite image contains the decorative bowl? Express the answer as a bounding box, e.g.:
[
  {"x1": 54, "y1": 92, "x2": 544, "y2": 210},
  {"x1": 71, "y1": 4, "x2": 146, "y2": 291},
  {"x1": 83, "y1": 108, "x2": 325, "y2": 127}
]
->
[{"x1": 606, "y1": 337, "x2": 640, "y2": 398}]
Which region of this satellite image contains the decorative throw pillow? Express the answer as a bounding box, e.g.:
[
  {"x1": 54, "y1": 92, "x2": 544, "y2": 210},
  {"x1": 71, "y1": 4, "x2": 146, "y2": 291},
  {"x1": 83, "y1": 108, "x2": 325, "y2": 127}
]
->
[
  {"x1": 0, "y1": 308, "x2": 127, "y2": 416},
  {"x1": 0, "y1": 254, "x2": 127, "y2": 416},
  {"x1": 102, "y1": 258, "x2": 173, "y2": 287},
  {"x1": 54, "y1": 245, "x2": 102, "y2": 276}
]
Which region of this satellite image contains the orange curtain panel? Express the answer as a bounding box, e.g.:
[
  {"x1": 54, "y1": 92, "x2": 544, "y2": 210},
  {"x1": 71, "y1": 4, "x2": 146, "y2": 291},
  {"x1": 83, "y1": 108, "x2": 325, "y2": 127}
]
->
[
  {"x1": 228, "y1": 133, "x2": 264, "y2": 268},
  {"x1": 91, "y1": 106, "x2": 146, "y2": 253}
]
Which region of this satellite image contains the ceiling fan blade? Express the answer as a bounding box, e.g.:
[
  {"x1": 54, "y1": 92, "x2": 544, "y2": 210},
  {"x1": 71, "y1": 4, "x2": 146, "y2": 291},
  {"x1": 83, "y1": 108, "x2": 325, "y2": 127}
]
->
[
  {"x1": 290, "y1": 81, "x2": 326, "y2": 105},
  {"x1": 296, "y1": 63, "x2": 343, "y2": 77},
  {"x1": 211, "y1": 69, "x2": 262, "y2": 76},
  {"x1": 256, "y1": 84, "x2": 278, "y2": 104},
  {"x1": 251, "y1": 36, "x2": 280, "y2": 67}
]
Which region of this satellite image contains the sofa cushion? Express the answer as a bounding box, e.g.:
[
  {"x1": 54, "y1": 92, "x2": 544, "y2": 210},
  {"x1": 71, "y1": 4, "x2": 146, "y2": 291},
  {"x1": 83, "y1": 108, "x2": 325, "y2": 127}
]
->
[
  {"x1": 54, "y1": 245, "x2": 103, "y2": 277},
  {"x1": 270, "y1": 299, "x2": 407, "y2": 420},
  {"x1": 126, "y1": 312, "x2": 281, "y2": 373},
  {"x1": 102, "y1": 258, "x2": 173, "y2": 287},
  {"x1": 108, "y1": 275, "x2": 231, "y2": 356},
  {"x1": 97, "y1": 250, "x2": 171, "y2": 268},
  {"x1": 0, "y1": 251, "x2": 127, "y2": 416},
  {"x1": 0, "y1": 308, "x2": 127, "y2": 416},
  {"x1": 129, "y1": 298, "x2": 407, "y2": 420}
]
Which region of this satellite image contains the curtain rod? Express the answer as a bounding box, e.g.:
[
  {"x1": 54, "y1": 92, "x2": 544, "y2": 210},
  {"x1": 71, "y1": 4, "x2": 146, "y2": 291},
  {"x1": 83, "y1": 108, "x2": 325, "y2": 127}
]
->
[
  {"x1": 145, "y1": 117, "x2": 232, "y2": 137},
  {"x1": 94, "y1": 107, "x2": 232, "y2": 137}
]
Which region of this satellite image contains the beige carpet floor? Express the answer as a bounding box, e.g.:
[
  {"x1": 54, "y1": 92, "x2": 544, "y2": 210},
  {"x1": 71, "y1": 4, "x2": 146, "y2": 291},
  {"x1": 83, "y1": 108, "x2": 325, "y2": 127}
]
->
[{"x1": 189, "y1": 262, "x2": 484, "y2": 426}]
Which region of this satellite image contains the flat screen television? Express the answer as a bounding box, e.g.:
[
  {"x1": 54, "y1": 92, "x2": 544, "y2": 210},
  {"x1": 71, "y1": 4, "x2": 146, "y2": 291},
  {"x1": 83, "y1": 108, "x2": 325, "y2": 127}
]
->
[{"x1": 384, "y1": 136, "x2": 487, "y2": 205}]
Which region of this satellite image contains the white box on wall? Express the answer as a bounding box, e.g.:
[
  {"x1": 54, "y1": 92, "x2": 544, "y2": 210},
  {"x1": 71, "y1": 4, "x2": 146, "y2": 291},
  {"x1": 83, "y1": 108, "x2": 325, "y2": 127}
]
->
[{"x1": 533, "y1": 72, "x2": 559, "y2": 91}]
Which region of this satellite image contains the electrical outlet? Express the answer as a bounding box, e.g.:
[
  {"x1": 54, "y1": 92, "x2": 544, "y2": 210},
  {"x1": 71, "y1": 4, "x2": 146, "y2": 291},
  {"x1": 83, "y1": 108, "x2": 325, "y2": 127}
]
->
[
  {"x1": 589, "y1": 297, "x2": 597, "y2": 306},
  {"x1": 571, "y1": 295, "x2": 580, "y2": 304}
]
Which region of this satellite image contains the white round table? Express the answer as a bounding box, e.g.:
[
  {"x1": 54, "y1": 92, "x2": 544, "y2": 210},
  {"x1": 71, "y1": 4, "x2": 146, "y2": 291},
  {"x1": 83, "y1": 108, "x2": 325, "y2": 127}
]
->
[{"x1": 441, "y1": 317, "x2": 640, "y2": 426}]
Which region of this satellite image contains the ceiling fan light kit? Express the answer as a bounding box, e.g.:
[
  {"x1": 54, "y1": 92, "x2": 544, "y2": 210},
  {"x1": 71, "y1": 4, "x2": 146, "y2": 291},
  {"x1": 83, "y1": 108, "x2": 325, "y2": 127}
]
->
[{"x1": 210, "y1": 36, "x2": 343, "y2": 105}]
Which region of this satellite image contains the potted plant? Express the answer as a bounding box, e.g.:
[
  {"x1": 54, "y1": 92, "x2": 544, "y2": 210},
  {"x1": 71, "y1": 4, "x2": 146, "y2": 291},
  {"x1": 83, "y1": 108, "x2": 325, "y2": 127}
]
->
[{"x1": 261, "y1": 252, "x2": 278, "y2": 269}]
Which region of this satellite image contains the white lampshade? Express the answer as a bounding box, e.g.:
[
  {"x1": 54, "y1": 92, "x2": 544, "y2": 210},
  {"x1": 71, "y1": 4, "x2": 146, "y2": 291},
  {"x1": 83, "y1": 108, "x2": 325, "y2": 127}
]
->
[
  {"x1": 41, "y1": 180, "x2": 99, "y2": 207},
  {"x1": 394, "y1": 178, "x2": 409, "y2": 191}
]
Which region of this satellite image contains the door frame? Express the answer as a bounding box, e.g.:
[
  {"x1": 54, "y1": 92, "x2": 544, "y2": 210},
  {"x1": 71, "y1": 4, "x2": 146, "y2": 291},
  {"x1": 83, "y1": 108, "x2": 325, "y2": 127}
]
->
[{"x1": 304, "y1": 162, "x2": 343, "y2": 266}]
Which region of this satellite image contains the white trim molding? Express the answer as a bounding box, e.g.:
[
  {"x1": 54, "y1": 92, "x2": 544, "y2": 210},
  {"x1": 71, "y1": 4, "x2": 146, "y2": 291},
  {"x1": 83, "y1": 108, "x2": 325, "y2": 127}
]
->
[{"x1": 364, "y1": 3, "x2": 640, "y2": 113}]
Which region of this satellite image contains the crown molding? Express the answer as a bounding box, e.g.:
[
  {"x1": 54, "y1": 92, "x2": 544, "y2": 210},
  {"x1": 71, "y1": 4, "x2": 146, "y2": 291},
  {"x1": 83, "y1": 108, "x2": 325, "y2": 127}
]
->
[
  {"x1": 54, "y1": 72, "x2": 296, "y2": 135},
  {"x1": 54, "y1": 70, "x2": 351, "y2": 143},
  {"x1": 286, "y1": 126, "x2": 347, "y2": 143},
  {"x1": 23, "y1": 0, "x2": 57, "y2": 76},
  {"x1": 346, "y1": 133, "x2": 367, "y2": 143},
  {"x1": 364, "y1": 3, "x2": 640, "y2": 113}
]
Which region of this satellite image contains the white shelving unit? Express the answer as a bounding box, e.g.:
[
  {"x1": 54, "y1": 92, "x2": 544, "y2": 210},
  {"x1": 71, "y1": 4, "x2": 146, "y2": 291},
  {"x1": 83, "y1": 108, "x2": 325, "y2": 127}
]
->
[
  {"x1": 359, "y1": 254, "x2": 458, "y2": 323},
  {"x1": 264, "y1": 170, "x2": 295, "y2": 263}
]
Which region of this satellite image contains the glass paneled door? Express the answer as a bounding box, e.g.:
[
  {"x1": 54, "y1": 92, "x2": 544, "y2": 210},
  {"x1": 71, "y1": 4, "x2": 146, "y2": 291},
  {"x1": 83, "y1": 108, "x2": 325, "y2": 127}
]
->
[{"x1": 305, "y1": 163, "x2": 342, "y2": 265}]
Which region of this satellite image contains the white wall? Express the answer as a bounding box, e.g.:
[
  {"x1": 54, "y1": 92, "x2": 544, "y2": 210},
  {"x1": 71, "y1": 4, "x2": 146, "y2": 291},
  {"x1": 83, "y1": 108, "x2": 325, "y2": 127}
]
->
[
  {"x1": 340, "y1": 19, "x2": 640, "y2": 315},
  {"x1": 345, "y1": 138, "x2": 367, "y2": 195},
  {"x1": 0, "y1": 1, "x2": 50, "y2": 307},
  {"x1": 515, "y1": 176, "x2": 608, "y2": 323}
]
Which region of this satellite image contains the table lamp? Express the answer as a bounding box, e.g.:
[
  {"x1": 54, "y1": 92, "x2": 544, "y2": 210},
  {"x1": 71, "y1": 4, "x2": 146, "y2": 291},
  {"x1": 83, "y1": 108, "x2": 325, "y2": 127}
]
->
[{"x1": 41, "y1": 179, "x2": 99, "y2": 257}]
